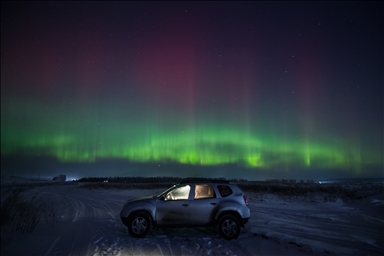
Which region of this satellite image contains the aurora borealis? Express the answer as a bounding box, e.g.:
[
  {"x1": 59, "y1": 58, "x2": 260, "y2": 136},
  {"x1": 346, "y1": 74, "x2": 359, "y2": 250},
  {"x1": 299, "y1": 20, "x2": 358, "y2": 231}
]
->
[{"x1": 1, "y1": 2, "x2": 383, "y2": 180}]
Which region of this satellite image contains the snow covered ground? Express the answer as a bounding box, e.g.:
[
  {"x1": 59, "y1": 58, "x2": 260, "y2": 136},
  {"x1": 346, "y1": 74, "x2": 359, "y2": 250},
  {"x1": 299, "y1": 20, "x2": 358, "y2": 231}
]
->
[{"x1": 1, "y1": 182, "x2": 383, "y2": 256}]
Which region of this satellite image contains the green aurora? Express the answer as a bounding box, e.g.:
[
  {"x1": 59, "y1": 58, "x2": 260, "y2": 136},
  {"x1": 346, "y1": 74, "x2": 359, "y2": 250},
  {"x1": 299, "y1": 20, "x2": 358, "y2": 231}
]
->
[{"x1": 1, "y1": 97, "x2": 381, "y2": 175}]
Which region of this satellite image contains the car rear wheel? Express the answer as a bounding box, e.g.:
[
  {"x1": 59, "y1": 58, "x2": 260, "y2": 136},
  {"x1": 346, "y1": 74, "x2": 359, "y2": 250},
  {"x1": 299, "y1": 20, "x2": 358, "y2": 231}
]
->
[
  {"x1": 128, "y1": 212, "x2": 151, "y2": 238},
  {"x1": 217, "y1": 214, "x2": 241, "y2": 240}
]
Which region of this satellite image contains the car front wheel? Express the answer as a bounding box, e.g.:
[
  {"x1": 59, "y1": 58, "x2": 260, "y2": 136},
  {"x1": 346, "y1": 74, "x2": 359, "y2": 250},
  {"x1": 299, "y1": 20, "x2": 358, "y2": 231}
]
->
[
  {"x1": 128, "y1": 212, "x2": 151, "y2": 238},
  {"x1": 217, "y1": 214, "x2": 241, "y2": 240}
]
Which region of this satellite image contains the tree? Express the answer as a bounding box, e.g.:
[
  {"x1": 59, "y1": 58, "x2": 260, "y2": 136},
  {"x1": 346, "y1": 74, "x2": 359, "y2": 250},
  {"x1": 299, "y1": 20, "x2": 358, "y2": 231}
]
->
[{"x1": 52, "y1": 174, "x2": 66, "y2": 181}]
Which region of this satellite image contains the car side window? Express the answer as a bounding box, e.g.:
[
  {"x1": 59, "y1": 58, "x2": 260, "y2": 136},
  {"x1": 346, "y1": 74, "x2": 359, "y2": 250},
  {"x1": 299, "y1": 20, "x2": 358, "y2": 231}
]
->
[
  {"x1": 218, "y1": 185, "x2": 233, "y2": 197},
  {"x1": 165, "y1": 185, "x2": 190, "y2": 200},
  {"x1": 194, "y1": 184, "x2": 216, "y2": 199}
]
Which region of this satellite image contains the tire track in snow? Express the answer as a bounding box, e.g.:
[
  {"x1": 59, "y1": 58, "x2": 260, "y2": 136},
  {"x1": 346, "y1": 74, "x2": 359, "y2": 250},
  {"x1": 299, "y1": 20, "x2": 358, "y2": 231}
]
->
[{"x1": 72, "y1": 199, "x2": 86, "y2": 222}]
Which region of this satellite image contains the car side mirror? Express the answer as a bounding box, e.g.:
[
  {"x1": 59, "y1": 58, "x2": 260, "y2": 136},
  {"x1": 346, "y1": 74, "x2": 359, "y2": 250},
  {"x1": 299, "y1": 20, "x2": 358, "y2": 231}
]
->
[{"x1": 160, "y1": 195, "x2": 166, "y2": 201}]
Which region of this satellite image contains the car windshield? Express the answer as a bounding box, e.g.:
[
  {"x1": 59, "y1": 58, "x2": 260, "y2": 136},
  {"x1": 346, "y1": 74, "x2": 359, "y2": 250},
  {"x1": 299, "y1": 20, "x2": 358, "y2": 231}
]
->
[{"x1": 155, "y1": 184, "x2": 177, "y2": 198}]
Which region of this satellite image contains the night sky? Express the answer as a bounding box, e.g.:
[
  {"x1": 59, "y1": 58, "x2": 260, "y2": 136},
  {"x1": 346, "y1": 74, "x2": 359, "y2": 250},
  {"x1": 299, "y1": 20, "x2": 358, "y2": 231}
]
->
[{"x1": 1, "y1": 1, "x2": 383, "y2": 181}]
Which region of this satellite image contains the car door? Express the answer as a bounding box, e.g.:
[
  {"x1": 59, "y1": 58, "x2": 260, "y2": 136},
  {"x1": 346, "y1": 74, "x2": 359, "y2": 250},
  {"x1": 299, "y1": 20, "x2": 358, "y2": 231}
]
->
[
  {"x1": 189, "y1": 184, "x2": 219, "y2": 225},
  {"x1": 155, "y1": 184, "x2": 192, "y2": 226}
]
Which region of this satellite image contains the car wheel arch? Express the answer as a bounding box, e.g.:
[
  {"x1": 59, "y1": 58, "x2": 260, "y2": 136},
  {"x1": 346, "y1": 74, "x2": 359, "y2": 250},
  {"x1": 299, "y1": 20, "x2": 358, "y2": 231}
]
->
[
  {"x1": 215, "y1": 210, "x2": 244, "y2": 227},
  {"x1": 129, "y1": 209, "x2": 154, "y2": 223}
]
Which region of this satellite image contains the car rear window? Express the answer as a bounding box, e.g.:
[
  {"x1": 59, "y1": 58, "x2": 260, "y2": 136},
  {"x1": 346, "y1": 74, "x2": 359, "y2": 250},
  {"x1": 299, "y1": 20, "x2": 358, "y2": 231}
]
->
[{"x1": 218, "y1": 185, "x2": 233, "y2": 197}]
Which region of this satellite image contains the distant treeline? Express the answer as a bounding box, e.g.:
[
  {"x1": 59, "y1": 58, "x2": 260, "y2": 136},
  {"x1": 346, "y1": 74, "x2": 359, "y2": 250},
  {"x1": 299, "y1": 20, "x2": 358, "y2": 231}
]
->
[
  {"x1": 76, "y1": 176, "x2": 248, "y2": 183},
  {"x1": 76, "y1": 176, "x2": 315, "y2": 184}
]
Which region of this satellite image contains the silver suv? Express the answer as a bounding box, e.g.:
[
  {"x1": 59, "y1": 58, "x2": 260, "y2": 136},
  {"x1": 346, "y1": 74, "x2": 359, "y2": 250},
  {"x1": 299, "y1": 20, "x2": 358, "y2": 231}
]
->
[{"x1": 120, "y1": 180, "x2": 250, "y2": 240}]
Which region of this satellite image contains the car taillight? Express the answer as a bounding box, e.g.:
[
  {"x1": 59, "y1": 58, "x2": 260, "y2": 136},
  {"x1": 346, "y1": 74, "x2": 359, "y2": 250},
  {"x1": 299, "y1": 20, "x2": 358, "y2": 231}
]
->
[{"x1": 243, "y1": 195, "x2": 248, "y2": 206}]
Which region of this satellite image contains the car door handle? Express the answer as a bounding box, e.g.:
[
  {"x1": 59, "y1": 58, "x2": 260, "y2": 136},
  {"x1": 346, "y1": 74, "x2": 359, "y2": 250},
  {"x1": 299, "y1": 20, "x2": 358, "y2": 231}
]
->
[
  {"x1": 210, "y1": 203, "x2": 217, "y2": 206},
  {"x1": 182, "y1": 204, "x2": 189, "y2": 207}
]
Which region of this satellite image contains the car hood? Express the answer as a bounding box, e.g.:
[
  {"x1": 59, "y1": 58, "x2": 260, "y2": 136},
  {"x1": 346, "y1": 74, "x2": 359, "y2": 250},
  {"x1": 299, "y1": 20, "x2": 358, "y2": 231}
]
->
[{"x1": 126, "y1": 195, "x2": 156, "y2": 203}]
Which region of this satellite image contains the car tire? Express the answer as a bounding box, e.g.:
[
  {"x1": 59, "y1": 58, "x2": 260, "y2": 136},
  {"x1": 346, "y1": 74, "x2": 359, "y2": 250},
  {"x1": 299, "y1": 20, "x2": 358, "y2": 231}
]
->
[
  {"x1": 217, "y1": 214, "x2": 241, "y2": 240},
  {"x1": 127, "y1": 212, "x2": 151, "y2": 238}
]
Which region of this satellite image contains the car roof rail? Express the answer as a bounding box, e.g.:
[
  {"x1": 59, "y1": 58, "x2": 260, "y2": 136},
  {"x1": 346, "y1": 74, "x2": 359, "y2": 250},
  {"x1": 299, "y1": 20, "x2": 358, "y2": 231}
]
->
[{"x1": 179, "y1": 179, "x2": 230, "y2": 184}]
